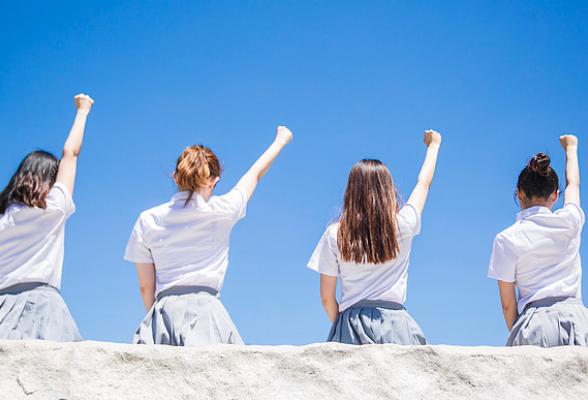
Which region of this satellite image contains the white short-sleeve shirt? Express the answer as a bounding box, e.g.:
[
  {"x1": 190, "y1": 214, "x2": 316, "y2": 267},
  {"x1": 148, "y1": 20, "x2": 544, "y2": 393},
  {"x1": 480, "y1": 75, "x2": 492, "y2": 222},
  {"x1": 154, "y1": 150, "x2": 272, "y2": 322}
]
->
[
  {"x1": 307, "y1": 203, "x2": 422, "y2": 312},
  {"x1": 124, "y1": 187, "x2": 247, "y2": 298},
  {"x1": 488, "y1": 203, "x2": 585, "y2": 312},
  {"x1": 0, "y1": 182, "x2": 76, "y2": 290}
]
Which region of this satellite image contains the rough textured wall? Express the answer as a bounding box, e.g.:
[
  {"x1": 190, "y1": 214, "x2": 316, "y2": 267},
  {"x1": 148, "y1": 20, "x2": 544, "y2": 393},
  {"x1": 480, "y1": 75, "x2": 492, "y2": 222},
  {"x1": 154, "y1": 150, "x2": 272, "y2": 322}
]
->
[{"x1": 0, "y1": 340, "x2": 587, "y2": 399}]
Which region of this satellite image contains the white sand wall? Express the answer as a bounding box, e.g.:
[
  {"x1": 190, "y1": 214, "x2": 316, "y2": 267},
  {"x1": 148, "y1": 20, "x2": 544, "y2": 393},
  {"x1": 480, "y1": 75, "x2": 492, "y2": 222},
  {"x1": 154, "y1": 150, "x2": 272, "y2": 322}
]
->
[{"x1": 1, "y1": 340, "x2": 587, "y2": 399}]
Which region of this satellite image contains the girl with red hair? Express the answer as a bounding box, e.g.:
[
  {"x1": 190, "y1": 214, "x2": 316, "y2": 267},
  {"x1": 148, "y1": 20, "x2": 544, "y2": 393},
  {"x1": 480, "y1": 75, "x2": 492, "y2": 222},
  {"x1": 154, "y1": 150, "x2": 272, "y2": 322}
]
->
[{"x1": 125, "y1": 126, "x2": 292, "y2": 345}]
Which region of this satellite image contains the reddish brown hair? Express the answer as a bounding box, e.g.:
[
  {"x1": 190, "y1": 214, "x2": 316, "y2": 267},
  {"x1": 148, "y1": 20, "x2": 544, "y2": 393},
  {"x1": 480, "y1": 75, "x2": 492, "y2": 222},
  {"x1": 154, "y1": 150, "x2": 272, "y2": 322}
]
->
[
  {"x1": 175, "y1": 145, "x2": 222, "y2": 206},
  {"x1": 0, "y1": 151, "x2": 60, "y2": 214},
  {"x1": 338, "y1": 159, "x2": 400, "y2": 264}
]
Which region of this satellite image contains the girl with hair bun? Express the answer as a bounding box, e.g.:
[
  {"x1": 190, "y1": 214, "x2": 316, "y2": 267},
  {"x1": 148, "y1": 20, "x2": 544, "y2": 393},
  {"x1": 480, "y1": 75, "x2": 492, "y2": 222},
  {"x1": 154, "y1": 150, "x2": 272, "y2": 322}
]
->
[
  {"x1": 308, "y1": 130, "x2": 441, "y2": 345},
  {"x1": 488, "y1": 135, "x2": 588, "y2": 347},
  {"x1": 125, "y1": 126, "x2": 292, "y2": 346},
  {"x1": 0, "y1": 93, "x2": 94, "y2": 341}
]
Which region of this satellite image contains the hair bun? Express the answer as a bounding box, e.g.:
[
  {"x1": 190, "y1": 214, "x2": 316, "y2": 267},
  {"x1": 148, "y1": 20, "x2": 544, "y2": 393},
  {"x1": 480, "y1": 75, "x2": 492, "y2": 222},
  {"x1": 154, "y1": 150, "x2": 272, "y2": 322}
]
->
[{"x1": 529, "y1": 153, "x2": 551, "y2": 176}]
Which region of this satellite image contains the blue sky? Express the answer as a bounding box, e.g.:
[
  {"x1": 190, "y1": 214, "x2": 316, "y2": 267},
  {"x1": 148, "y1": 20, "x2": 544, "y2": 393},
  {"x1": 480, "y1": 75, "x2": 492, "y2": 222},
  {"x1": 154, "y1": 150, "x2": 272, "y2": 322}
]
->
[{"x1": 1, "y1": 1, "x2": 587, "y2": 346}]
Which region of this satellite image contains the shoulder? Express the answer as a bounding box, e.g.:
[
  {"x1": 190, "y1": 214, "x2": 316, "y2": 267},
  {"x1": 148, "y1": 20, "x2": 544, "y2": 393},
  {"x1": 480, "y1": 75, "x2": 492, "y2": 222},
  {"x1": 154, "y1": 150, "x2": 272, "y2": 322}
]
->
[
  {"x1": 207, "y1": 187, "x2": 247, "y2": 220},
  {"x1": 493, "y1": 224, "x2": 518, "y2": 245},
  {"x1": 134, "y1": 199, "x2": 175, "y2": 228},
  {"x1": 45, "y1": 182, "x2": 75, "y2": 216},
  {"x1": 325, "y1": 222, "x2": 339, "y2": 242},
  {"x1": 140, "y1": 200, "x2": 172, "y2": 219},
  {"x1": 399, "y1": 203, "x2": 420, "y2": 219},
  {"x1": 398, "y1": 203, "x2": 421, "y2": 234},
  {"x1": 209, "y1": 187, "x2": 247, "y2": 207},
  {"x1": 314, "y1": 222, "x2": 340, "y2": 252},
  {"x1": 555, "y1": 202, "x2": 585, "y2": 227}
]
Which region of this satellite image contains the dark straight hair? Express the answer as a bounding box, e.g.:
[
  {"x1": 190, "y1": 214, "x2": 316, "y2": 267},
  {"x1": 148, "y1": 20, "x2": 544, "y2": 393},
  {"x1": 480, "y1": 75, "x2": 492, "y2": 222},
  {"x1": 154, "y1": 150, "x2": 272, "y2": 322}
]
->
[
  {"x1": 338, "y1": 159, "x2": 400, "y2": 264},
  {"x1": 517, "y1": 153, "x2": 559, "y2": 200},
  {"x1": 0, "y1": 150, "x2": 60, "y2": 214}
]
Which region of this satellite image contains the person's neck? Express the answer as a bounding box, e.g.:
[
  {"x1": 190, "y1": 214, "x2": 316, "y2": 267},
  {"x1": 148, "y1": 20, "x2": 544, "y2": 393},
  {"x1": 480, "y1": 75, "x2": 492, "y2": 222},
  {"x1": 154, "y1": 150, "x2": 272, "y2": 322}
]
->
[{"x1": 520, "y1": 198, "x2": 554, "y2": 211}]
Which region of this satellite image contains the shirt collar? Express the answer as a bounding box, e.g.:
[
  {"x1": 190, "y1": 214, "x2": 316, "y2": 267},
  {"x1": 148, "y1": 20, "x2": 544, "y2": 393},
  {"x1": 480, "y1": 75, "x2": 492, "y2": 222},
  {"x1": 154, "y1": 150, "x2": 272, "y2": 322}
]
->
[
  {"x1": 516, "y1": 206, "x2": 552, "y2": 221},
  {"x1": 171, "y1": 190, "x2": 206, "y2": 206}
]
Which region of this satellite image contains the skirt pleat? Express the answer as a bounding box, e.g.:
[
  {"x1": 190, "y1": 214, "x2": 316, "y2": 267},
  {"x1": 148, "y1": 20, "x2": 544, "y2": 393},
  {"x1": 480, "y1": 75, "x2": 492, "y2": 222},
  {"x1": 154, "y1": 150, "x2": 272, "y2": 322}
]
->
[
  {"x1": 0, "y1": 284, "x2": 82, "y2": 342},
  {"x1": 327, "y1": 302, "x2": 427, "y2": 345},
  {"x1": 134, "y1": 289, "x2": 243, "y2": 346},
  {"x1": 507, "y1": 297, "x2": 588, "y2": 347}
]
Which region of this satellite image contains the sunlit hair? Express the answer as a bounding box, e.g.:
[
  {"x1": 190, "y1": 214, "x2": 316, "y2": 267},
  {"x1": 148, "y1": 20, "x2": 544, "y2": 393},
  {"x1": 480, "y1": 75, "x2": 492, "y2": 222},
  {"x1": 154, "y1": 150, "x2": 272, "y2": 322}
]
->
[
  {"x1": 338, "y1": 159, "x2": 400, "y2": 264},
  {"x1": 517, "y1": 153, "x2": 559, "y2": 200},
  {"x1": 0, "y1": 151, "x2": 60, "y2": 215},
  {"x1": 175, "y1": 145, "x2": 222, "y2": 206}
]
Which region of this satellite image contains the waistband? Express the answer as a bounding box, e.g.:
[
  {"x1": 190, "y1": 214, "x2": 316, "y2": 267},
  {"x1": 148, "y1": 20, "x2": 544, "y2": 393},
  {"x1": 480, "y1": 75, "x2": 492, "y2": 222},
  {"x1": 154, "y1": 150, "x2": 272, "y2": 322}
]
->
[
  {"x1": 157, "y1": 285, "x2": 219, "y2": 300},
  {"x1": 523, "y1": 296, "x2": 584, "y2": 312},
  {"x1": 0, "y1": 282, "x2": 59, "y2": 296},
  {"x1": 349, "y1": 300, "x2": 405, "y2": 310}
]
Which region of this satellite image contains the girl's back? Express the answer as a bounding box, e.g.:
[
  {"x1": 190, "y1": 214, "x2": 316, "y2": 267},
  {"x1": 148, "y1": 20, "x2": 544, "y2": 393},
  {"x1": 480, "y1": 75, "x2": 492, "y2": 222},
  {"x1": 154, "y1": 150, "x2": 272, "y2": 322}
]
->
[
  {"x1": 125, "y1": 187, "x2": 247, "y2": 296},
  {"x1": 0, "y1": 183, "x2": 74, "y2": 290},
  {"x1": 309, "y1": 203, "x2": 421, "y2": 312}
]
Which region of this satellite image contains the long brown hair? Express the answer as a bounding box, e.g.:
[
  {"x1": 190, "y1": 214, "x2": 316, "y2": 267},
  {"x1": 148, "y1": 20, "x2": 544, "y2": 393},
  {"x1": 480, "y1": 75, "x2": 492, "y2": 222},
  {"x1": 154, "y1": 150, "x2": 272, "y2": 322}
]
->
[
  {"x1": 338, "y1": 159, "x2": 400, "y2": 264},
  {"x1": 0, "y1": 151, "x2": 60, "y2": 214},
  {"x1": 175, "y1": 145, "x2": 222, "y2": 206}
]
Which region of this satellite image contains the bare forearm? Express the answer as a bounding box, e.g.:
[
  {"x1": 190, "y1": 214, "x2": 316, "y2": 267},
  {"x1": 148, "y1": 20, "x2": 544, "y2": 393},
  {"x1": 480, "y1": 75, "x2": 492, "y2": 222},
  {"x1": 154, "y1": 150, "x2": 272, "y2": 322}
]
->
[
  {"x1": 566, "y1": 146, "x2": 580, "y2": 189},
  {"x1": 136, "y1": 262, "x2": 156, "y2": 312},
  {"x1": 245, "y1": 141, "x2": 285, "y2": 182},
  {"x1": 63, "y1": 110, "x2": 89, "y2": 158},
  {"x1": 322, "y1": 297, "x2": 340, "y2": 323},
  {"x1": 407, "y1": 142, "x2": 440, "y2": 213},
  {"x1": 503, "y1": 306, "x2": 519, "y2": 331},
  {"x1": 140, "y1": 288, "x2": 156, "y2": 312},
  {"x1": 236, "y1": 140, "x2": 288, "y2": 201},
  {"x1": 417, "y1": 143, "x2": 440, "y2": 188},
  {"x1": 560, "y1": 135, "x2": 580, "y2": 205}
]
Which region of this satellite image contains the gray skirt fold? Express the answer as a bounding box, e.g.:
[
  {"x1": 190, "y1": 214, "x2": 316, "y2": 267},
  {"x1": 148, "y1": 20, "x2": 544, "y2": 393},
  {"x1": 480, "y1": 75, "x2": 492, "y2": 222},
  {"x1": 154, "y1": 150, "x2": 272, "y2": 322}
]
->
[
  {"x1": 0, "y1": 283, "x2": 82, "y2": 342},
  {"x1": 327, "y1": 300, "x2": 427, "y2": 345},
  {"x1": 134, "y1": 286, "x2": 244, "y2": 346},
  {"x1": 507, "y1": 296, "x2": 588, "y2": 347}
]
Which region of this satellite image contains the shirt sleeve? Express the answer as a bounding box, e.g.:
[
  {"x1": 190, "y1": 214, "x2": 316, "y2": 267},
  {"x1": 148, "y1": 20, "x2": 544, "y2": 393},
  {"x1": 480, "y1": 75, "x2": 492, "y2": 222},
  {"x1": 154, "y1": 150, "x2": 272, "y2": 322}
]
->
[
  {"x1": 557, "y1": 202, "x2": 586, "y2": 230},
  {"x1": 307, "y1": 225, "x2": 339, "y2": 277},
  {"x1": 487, "y1": 233, "x2": 517, "y2": 282},
  {"x1": 210, "y1": 187, "x2": 247, "y2": 222},
  {"x1": 397, "y1": 203, "x2": 422, "y2": 236},
  {"x1": 45, "y1": 182, "x2": 76, "y2": 218},
  {"x1": 124, "y1": 215, "x2": 154, "y2": 264}
]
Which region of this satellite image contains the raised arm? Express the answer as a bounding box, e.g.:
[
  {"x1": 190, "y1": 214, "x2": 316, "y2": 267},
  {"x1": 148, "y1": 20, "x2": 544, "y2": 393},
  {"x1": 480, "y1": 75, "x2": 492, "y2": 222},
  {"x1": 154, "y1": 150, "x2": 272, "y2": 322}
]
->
[
  {"x1": 55, "y1": 93, "x2": 94, "y2": 196},
  {"x1": 235, "y1": 126, "x2": 292, "y2": 202},
  {"x1": 406, "y1": 129, "x2": 442, "y2": 214},
  {"x1": 560, "y1": 134, "x2": 580, "y2": 206}
]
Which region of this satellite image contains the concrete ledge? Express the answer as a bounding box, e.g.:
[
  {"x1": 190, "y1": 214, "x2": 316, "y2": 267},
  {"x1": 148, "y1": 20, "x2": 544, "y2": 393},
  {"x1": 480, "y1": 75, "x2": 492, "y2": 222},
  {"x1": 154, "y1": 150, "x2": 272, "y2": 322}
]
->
[{"x1": 1, "y1": 340, "x2": 587, "y2": 399}]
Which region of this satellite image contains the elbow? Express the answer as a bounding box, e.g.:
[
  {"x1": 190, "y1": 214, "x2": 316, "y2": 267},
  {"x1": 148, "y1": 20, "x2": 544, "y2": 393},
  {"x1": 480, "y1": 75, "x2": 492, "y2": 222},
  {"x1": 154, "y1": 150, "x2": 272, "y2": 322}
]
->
[
  {"x1": 139, "y1": 283, "x2": 154, "y2": 297},
  {"x1": 567, "y1": 180, "x2": 580, "y2": 188},
  {"x1": 321, "y1": 294, "x2": 335, "y2": 308},
  {"x1": 416, "y1": 177, "x2": 432, "y2": 190},
  {"x1": 62, "y1": 147, "x2": 80, "y2": 159},
  {"x1": 501, "y1": 302, "x2": 517, "y2": 315}
]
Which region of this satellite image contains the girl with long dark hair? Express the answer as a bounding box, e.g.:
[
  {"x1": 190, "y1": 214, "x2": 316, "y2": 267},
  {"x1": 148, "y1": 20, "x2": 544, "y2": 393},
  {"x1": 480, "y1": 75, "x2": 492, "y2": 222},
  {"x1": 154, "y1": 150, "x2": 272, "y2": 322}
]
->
[
  {"x1": 308, "y1": 130, "x2": 441, "y2": 344},
  {"x1": 125, "y1": 126, "x2": 292, "y2": 346},
  {"x1": 488, "y1": 135, "x2": 588, "y2": 347},
  {"x1": 0, "y1": 93, "x2": 94, "y2": 341}
]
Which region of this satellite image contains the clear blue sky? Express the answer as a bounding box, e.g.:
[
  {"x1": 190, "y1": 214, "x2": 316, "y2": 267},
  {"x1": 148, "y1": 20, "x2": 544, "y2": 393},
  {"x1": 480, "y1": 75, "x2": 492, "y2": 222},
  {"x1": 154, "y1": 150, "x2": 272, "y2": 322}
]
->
[{"x1": 1, "y1": 1, "x2": 587, "y2": 346}]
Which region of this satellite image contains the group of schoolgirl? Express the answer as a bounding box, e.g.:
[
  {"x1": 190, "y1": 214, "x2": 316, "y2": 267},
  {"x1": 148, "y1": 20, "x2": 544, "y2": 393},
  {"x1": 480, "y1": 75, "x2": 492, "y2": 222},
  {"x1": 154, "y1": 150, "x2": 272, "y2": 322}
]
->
[{"x1": 1, "y1": 94, "x2": 586, "y2": 348}]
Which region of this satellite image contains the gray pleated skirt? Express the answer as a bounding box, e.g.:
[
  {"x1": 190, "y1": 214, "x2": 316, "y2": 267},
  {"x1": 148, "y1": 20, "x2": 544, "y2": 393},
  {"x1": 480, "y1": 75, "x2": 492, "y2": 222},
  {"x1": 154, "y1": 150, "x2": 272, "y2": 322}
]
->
[
  {"x1": 327, "y1": 300, "x2": 427, "y2": 345},
  {"x1": 507, "y1": 296, "x2": 588, "y2": 347},
  {"x1": 0, "y1": 282, "x2": 82, "y2": 342},
  {"x1": 134, "y1": 286, "x2": 244, "y2": 346}
]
